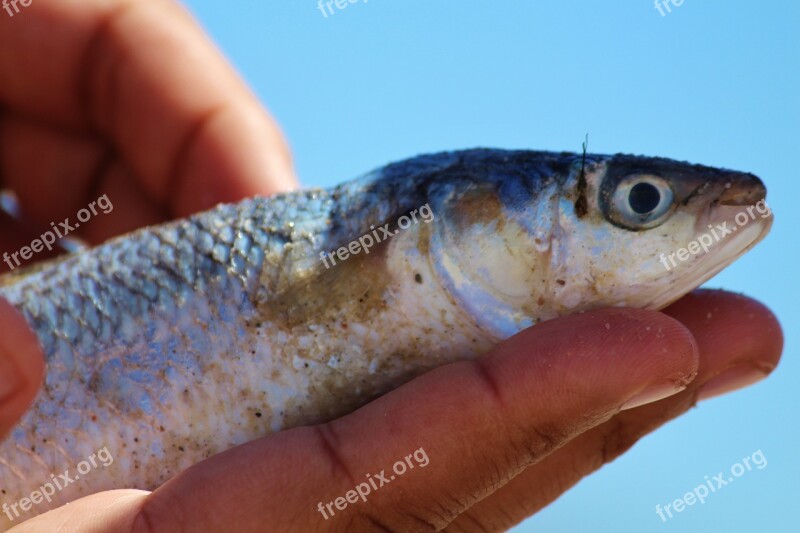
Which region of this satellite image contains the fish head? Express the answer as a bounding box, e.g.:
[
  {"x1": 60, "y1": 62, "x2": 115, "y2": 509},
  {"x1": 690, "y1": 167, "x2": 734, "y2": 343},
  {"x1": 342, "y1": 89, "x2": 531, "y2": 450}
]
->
[
  {"x1": 550, "y1": 153, "x2": 772, "y2": 312},
  {"x1": 427, "y1": 150, "x2": 772, "y2": 339}
]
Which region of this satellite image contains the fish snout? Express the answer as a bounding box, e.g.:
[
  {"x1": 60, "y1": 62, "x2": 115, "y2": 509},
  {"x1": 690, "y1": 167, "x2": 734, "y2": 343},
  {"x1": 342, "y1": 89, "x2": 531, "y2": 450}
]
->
[{"x1": 717, "y1": 173, "x2": 767, "y2": 206}]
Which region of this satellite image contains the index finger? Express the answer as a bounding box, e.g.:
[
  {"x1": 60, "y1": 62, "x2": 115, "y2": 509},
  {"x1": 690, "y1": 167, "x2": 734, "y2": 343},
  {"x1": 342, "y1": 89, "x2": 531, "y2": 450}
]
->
[{"x1": 0, "y1": 0, "x2": 296, "y2": 213}]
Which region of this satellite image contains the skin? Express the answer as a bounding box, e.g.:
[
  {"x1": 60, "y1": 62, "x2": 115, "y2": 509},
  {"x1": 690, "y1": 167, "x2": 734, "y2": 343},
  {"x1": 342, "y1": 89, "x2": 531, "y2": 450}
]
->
[{"x1": 0, "y1": 0, "x2": 784, "y2": 531}]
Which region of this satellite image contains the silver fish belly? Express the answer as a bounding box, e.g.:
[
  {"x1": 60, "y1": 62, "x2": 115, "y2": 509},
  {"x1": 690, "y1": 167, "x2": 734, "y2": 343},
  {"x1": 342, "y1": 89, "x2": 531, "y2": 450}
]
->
[{"x1": 0, "y1": 149, "x2": 771, "y2": 526}]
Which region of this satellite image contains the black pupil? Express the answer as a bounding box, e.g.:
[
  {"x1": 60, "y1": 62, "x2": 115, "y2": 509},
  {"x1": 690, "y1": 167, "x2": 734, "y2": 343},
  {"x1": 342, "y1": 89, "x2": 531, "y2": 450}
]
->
[{"x1": 629, "y1": 183, "x2": 661, "y2": 214}]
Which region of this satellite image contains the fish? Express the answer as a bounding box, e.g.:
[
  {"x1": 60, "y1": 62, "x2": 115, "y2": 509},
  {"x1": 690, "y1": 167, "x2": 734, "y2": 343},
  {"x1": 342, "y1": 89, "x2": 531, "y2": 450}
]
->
[{"x1": 0, "y1": 148, "x2": 772, "y2": 527}]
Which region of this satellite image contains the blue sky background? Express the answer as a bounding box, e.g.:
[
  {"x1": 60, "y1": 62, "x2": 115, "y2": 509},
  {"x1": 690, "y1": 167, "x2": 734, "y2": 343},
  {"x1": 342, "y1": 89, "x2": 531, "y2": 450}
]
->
[{"x1": 181, "y1": 1, "x2": 798, "y2": 531}]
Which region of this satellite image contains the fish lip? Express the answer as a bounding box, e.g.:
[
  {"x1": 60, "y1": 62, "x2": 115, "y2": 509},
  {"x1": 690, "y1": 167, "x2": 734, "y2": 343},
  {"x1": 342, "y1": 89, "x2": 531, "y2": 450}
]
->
[
  {"x1": 645, "y1": 211, "x2": 773, "y2": 310},
  {"x1": 716, "y1": 173, "x2": 767, "y2": 206}
]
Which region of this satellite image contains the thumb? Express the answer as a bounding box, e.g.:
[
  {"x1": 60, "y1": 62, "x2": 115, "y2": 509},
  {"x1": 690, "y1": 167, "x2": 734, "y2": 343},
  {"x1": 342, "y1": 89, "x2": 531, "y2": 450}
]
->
[{"x1": 0, "y1": 298, "x2": 44, "y2": 437}]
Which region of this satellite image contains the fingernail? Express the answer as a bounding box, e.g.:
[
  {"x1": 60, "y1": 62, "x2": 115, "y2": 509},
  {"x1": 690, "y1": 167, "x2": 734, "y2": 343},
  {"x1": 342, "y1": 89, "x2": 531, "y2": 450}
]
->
[
  {"x1": 697, "y1": 365, "x2": 768, "y2": 401},
  {"x1": 621, "y1": 380, "x2": 688, "y2": 411}
]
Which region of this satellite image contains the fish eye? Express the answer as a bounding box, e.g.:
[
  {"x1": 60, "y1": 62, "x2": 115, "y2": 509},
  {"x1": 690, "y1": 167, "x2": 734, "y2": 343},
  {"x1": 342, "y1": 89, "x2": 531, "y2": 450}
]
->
[
  {"x1": 629, "y1": 182, "x2": 661, "y2": 214},
  {"x1": 609, "y1": 174, "x2": 675, "y2": 230}
]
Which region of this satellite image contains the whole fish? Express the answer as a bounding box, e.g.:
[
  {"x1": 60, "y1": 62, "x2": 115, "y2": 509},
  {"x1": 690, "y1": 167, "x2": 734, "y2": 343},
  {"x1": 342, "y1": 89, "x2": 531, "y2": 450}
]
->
[{"x1": 0, "y1": 149, "x2": 772, "y2": 527}]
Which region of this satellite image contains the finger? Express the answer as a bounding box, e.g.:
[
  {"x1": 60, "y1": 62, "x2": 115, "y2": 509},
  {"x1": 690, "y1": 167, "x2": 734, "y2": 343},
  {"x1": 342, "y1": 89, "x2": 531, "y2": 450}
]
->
[
  {"x1": 0, "y1": 0, "x2": 297, "y2": 216},
  {"x1": 444, "y1": 290, "x2": 783, "y2": 531},
  {"x1": 46, "y1": 307, "x2": 695, "y2": 532},
  {"x1": 0, "y1": 299, "x2": 44, "y2": 437},
  {"x1": 0, "y1": 115, "x2": 106, "y2": 225},
  {"x1": 672, "y1": 290, "x2": 782, "y2": 400},
  {"x1": 0, "y1": 116, "x2": 165, "y2": 244}
]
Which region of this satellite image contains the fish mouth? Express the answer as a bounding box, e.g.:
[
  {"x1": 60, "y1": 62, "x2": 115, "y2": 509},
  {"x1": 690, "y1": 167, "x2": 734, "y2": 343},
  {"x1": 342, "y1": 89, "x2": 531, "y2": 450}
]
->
[{"x1": 644, "y1": 203, "x2": 773, "y2": 310}]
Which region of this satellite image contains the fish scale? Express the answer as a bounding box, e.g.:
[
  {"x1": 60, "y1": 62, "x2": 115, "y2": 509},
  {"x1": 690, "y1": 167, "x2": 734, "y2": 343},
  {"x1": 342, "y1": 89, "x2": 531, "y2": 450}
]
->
[
  {"x1": 0, "y1": 149, "x2": 771, "y2": 528},
  {"x1": 0, "y1": 192, "x2": 340, "y2": 511}
]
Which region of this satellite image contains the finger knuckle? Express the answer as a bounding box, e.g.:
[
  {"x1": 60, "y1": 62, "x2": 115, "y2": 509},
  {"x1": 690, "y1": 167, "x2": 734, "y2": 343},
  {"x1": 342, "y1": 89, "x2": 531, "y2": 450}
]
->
[
  {"x1": 598, "y1": 418, "x2": 638, "y2": 464},
  {"x1": 313, "y1": 423, "x2": 358, "y2": 485},
  {"x1": 517, "y1": 421, "x2": 569, "y2": 463}
]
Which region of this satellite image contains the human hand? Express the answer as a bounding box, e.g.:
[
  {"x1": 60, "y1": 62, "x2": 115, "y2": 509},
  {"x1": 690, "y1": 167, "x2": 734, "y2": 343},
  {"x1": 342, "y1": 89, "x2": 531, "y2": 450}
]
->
[
  {"x1": 0, "y1": 0, "x2": 296, "y2": 266},
  {"x1": 5, "y1": 290, "x2": 782, "y2": 532}
]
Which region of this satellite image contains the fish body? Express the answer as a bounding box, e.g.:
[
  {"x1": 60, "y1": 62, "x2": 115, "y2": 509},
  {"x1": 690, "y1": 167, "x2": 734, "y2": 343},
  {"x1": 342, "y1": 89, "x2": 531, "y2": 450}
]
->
[{"x1": 0, "y1": 149, "x2": 771, "y2": 526}]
